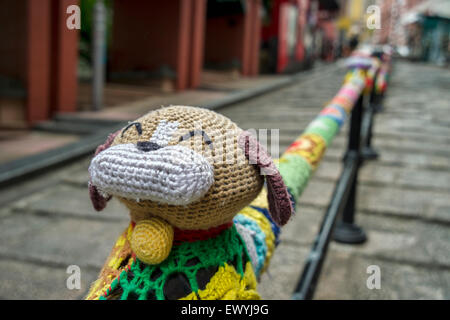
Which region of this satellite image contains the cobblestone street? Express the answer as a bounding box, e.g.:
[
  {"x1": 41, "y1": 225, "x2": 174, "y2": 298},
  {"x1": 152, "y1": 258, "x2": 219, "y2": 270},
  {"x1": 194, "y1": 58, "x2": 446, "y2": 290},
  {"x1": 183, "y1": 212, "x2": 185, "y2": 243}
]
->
[{"x1": 0, "y1": 60, "x2": 449, "y2": 299}]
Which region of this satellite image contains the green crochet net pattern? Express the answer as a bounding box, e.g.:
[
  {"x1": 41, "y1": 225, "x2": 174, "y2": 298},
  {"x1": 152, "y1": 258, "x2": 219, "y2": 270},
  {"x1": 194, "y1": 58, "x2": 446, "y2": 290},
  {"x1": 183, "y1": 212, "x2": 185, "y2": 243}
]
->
[{"x1": 101, "y1": 225, "x2": 249, "y2": 300}]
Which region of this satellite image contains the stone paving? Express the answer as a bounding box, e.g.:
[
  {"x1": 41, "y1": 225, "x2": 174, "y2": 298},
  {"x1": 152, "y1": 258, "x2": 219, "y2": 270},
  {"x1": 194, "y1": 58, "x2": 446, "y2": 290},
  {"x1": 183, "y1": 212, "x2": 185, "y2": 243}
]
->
[{"x1": 0, "y1": 60, "x2": 449, "y2": 299}]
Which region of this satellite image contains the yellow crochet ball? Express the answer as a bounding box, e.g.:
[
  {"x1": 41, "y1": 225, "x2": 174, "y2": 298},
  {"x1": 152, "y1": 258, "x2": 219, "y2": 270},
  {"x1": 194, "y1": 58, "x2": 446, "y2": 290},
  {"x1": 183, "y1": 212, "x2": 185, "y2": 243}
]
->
[{"x1": 130, "y1": 218, "x2": 174, "y2": 265}]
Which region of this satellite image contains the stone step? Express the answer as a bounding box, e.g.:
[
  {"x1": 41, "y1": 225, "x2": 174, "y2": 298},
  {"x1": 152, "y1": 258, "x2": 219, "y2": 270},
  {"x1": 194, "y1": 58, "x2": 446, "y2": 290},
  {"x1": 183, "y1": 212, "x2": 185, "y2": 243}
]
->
[
  {"x1": 314, "y1": 159, "x2": 450, "y2": 192},
  {"x1": 315, "y1": 251, "x2": 450, "y2": 299},
  {"x1": 258, "y1": 244, "x2": 309, "y2": 300},
  {"x1": 297, "y1": 179, "x2": 450, "y2": 224},
  {"x1": 11, "y1": 184, "x2": 127, "y2": 222},
  {"x1": 0, "y1": 259, "x2": 98, "y2": 300},
  {"x1": 0, "y1": 212, "x2": 127, "y2": 271}
]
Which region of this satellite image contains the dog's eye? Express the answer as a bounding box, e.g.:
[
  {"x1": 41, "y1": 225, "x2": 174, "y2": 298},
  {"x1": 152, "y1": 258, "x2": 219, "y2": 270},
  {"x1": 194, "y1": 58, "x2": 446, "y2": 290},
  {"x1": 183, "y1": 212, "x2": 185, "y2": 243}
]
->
[
  {"x1": 121, "y1": 122, "x2": 142, "y2": 137},
  {"x1": 179, "y1": 130, "x2": 213, "y2": 149}
]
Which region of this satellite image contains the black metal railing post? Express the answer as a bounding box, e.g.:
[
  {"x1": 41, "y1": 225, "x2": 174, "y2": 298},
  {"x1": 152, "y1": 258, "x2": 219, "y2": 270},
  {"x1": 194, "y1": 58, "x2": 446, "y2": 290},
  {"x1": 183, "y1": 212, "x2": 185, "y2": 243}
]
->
[
  {"x1": 292, "y1": 93, "x2": 369, "y2": 300},
  {"x1": 332, "y1": 92, "x2": 367, "y2": 244},
  {"x1": 361, "y1": 70, "x2": 380, "y2": 160},
  {"x1": 291, "y1": 152, "x2": 359, "y2": 300}
]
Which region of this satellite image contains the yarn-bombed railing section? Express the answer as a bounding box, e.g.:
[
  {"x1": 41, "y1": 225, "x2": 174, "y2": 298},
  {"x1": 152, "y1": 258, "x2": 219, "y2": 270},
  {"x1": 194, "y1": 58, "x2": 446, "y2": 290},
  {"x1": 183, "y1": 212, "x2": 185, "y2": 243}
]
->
[
  {"x1": 234, "y1": 66, "x2": 367, "y2": 278},
  {"x1": 292, "y1": 50, "x2": 391, "y2": 299},
  {"x1": 375, "y1": 53, "x2": 391, "y2": 95},
  {"x1": 85, "y1": 49, "x2": 391, "y2": 301},
  {"x1": 235, "y1": 49, "x2": 391, "y2": 299}
]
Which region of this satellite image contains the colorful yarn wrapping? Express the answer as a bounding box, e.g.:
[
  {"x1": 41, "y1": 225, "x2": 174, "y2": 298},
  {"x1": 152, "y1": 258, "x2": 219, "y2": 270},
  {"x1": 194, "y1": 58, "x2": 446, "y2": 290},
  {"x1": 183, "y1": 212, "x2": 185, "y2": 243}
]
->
[
  {"x1": 274, "y1": 62, "x2": 367, "y2": 211},
  {"x1": 230, "y1": 63, "x2": 369, "y2": 281},
  {"x1": 86, "y1": 224, "x2": 135, "y2": 300},
  {"x1": 277, "y1": 154, "x2": 312, "y2": 201},
  {"x1": 237, "y1": 205, "x2": 276, "y2": 274},
  {"x1": 304, "y1": 116, "x2": 340, "y2": 146},
  {"x1": 345, "y1": 55, "x2": 373, "y2": 70},
  {"x1": 284, "y1": 133, "x2": 327, "y2": 170},
  {"x1": 252, "y1": 206, "x2": 281, "y2": 246},
  {"x1": 233, "y1": 214, "x2": 267, "y2": 275},
  {"x1": 231, "y1": 65, "x2": 371, "y2": 283},
  {"x1": 99, "y1": 224, "x2": 255, "y2": 300},
  {"x1": 375, "y1": 64, "x2": 389, "y2": 95},
  {"x1": 364, "y1": 59, "x2": 380, "y2": 94},
  {"x1": 86, "y1": 54, "x2": 388, "y2": 300},
  {"x1": 319, "y1": 104, "x2": 347, "y2": 127},
  {"x1": 181, "y1": 261, "x2": 259, "y2": 300}
]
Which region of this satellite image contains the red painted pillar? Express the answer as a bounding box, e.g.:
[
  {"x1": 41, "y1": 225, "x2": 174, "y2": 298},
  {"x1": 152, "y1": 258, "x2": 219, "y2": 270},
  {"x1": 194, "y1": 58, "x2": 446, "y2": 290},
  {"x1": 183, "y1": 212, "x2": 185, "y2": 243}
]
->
[
  {"x1": 26, "y1": 0, "x2": 51, "y2": 124},
  {"x1": 277, "y1": 3, "x2": 289, "y2": 73},
  {"x1": 249, "y1": 0, "x2": 261, "y2": 76},
  {"x1": 242, "y1": 0, "x2": 261, "y2": 76},
  {"x1": 50, "y1": 0, "x2": 79, "y2": 114},
  {"x1": 176, "y1": 0, "x2": 192, "y2": 90},
  {"x1": 111, "y1": 0, "x2": 203, "y2": 91},
  {"x1": 295, "y1": 0, "x2": 307, "y2": 62},
  {"x1": 189, "y1": 0, "x2": 206, "y2": 88},
  {"x1": 241, "y1": 0, "x2": 252, "y2": 76}
]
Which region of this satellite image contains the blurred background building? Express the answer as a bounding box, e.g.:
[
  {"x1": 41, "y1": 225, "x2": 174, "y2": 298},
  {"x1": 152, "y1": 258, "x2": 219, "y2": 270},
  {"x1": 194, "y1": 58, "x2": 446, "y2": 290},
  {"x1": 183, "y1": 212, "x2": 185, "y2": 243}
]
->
[
  {"x1": 0, "y1": 0, "x2": 448, "y2": 130},
  {"x1": 0, "y1": 0, "x2": 340, "y2": 128},
  {"x1": 375, "y1": 0, "x2": 450, "y2": 64}
]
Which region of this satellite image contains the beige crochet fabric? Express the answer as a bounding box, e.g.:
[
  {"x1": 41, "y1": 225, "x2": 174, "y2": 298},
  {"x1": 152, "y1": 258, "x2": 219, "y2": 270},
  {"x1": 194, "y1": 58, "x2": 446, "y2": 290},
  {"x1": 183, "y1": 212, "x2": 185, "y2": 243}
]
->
[{"x1": 111, "y1": 106, "x2": 264, "y2": 230}]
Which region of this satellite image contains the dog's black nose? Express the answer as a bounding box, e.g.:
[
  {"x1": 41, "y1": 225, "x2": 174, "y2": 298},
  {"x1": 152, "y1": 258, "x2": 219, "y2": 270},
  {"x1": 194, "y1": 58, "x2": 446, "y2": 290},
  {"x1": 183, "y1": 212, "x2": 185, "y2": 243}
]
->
[{"x1": 136, "y1": 141, "x2": 162, "y2": 152}]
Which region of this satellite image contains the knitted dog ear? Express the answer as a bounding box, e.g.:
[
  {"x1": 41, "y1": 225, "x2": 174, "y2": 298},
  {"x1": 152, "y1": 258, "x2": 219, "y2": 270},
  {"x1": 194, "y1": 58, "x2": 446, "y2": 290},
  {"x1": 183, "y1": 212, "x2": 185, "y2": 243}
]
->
[
  {"x1": 89, "y1": 130, "x2": 120, "y2": 211},
  {"x1": 94, "y1": 130, "x2": 120, "y2": 157},
  {"x1": 238, "y1": 131, "x2": 293, "y2": 226}
]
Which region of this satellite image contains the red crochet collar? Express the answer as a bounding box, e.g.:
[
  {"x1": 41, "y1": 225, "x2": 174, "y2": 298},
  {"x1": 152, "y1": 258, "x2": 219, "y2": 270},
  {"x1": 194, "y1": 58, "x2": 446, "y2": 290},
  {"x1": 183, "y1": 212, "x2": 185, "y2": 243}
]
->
[
  {"x1": 173, "y1": 222, "x2": 233, "y2": 245},
  {"x1": 130, "y1": 220, "x2": 233, "y2": 245}
]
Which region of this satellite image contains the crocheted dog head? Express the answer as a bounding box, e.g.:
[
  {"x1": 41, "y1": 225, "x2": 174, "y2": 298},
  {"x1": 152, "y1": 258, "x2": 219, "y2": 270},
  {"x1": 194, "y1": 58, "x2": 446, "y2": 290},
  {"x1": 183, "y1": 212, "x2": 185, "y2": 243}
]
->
[{"x1": 88, "y1": 106, "x2": 292, "y2": 264}]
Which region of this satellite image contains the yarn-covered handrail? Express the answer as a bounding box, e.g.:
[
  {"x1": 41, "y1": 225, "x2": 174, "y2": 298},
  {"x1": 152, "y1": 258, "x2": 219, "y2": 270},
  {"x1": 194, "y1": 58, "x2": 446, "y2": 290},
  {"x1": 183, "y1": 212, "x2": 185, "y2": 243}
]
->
[
  {"x1": 375, "y1": 59, "x2": 390, "y2": 95},
  {"x1": 85, "y1": 48, "x2": 392, "y2": 301},
  {"x1": 234, "y1": 51, "x2": 391, "y2": 282},
  {"x1": 277, "y1": 67, "x2": 367, "y2": 202}
]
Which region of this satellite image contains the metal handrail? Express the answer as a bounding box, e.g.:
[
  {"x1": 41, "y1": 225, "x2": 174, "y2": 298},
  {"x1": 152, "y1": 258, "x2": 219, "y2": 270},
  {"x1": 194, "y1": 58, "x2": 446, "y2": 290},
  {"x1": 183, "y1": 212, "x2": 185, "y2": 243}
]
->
[{"x1": 292, "y1": 50, "x2": 391, "y2": 300}]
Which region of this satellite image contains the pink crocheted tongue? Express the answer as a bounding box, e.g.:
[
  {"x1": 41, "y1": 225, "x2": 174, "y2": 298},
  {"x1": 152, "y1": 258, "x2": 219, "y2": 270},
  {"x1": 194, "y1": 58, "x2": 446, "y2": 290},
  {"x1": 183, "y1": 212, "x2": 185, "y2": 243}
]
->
[{"x1": 238, "y1": 131, "x2": 293, "y2": 226}]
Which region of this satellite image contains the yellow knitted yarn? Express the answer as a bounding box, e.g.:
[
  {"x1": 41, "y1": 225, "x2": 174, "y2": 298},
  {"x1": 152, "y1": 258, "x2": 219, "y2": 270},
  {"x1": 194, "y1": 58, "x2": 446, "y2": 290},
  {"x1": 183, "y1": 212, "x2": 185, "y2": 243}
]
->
[
  {"x1": 180, "y1": 261, "x2": 260, "y2": 300},
  {"x1": 284, "y1": 132, "x2": 327, "y2": 170},
  {"x1": 246, "y1": 188, "x2": 276, "y2": 272},
  {"x1": 86, "y1": 223, "x2": 135, "y2": 300},
  {"x1": 249, "y1": 188, "x2": 269, "y2": 210},
  {"x1": 130, "y1": 218, "x2": 174, "y2": 265},
  {"x1": 239, "y1": 206, "x2": 275, "y2": 273}
]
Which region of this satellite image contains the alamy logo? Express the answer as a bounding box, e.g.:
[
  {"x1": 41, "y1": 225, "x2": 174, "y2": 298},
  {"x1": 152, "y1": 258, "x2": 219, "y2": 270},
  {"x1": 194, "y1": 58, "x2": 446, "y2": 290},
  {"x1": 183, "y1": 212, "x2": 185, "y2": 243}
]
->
[
  {"x1": 66, "y1": 5, "x2": 81, "y2": 30},
  {"x1": 366, "y1": 265, "x2": 381, "y2": 289},
  {"x1": 366, "y1": 5, "x2": 381, "y2": 30},
  {"x1": 66, "y1": 265, "x2": 81, "y2": 290}
]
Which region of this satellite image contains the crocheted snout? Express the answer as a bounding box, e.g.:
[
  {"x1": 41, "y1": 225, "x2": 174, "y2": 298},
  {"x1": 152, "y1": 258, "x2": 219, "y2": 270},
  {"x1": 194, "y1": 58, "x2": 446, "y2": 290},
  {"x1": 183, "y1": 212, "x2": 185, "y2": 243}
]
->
[{"x1": 88, "y1": 142, "x2": 214, "y2": 205}]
